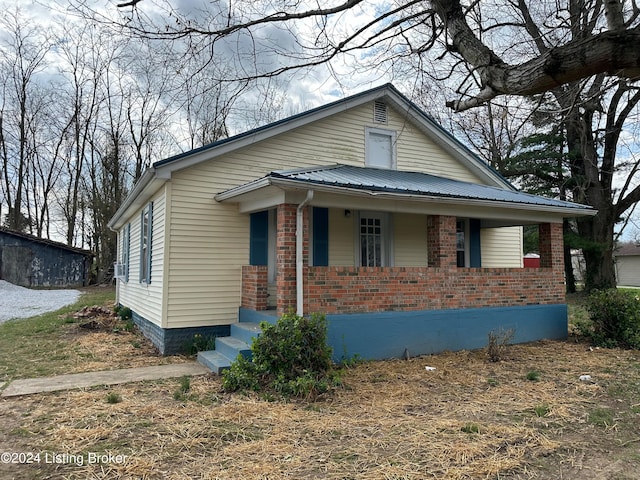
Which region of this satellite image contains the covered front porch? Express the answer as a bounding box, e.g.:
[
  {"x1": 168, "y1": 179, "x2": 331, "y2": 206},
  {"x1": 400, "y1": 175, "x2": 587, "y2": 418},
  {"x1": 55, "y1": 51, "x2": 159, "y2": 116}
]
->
[
  {"x1": 240, "y1": 208, "x2": 566, "y2": 316},
  {"x1": 216, "y1": 164, "x2": 593, "y2": 359}
]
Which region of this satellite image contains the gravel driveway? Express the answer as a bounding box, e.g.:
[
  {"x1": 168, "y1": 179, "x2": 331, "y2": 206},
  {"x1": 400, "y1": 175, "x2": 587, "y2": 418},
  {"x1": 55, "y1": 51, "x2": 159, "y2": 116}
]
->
[{"x1": 0, "y1": 280, "x2": 81, "y2": 324}]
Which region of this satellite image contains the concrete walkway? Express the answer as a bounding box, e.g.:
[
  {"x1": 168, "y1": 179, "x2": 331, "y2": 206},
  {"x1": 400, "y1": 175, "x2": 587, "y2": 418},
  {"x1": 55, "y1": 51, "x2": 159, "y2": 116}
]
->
[{"x1": 1, "y1": 363, "x2": 210, "y2": 398}]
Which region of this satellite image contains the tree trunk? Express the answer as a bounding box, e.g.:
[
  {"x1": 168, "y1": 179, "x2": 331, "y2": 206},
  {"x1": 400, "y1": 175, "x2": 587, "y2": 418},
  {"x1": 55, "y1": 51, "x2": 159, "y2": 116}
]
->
[
  {"x1": 577, "y1": 211, "x2": 616, "y2": 290},
  {"x1": 562, "y1": 101, "x2": 617, "y2": 292},
  {"x1": 563, "y1": 220, "x2": 576, "y2": 293}
]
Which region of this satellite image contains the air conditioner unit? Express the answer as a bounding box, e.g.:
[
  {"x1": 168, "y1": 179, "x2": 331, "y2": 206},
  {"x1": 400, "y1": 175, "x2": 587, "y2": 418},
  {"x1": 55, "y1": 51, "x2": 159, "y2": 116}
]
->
[{"x1": 114, "y1": 263, "x2": 127, "y2": 280}]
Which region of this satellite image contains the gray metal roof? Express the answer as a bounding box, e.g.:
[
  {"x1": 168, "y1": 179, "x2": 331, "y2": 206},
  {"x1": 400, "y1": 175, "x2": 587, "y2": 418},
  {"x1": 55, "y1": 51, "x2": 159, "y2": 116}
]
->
[{"x1": 269, "y1": 164, "x2": 593, "y2": 212}]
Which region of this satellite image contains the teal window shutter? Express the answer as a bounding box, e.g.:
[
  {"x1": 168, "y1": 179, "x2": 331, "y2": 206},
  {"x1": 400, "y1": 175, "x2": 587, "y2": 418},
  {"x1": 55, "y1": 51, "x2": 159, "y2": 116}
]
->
[
  {"x1": 139, "y1": 202, "x2": 153, "y2": 283},
  {"x1": 469, "y1": 218, "x2": 482, "y2": 267},
  {"x1": 147, "y1": 202, "x2": 153, "y2": 283},
  {"x1": 124, "y1": 223, "x2": 130, "y2": 282},
  {"x1": 313, "y1": 207, "x2": 329, "y2": 266},
  {"x1": 250, "y1": 211, "x2": 269, "y2": 266}
]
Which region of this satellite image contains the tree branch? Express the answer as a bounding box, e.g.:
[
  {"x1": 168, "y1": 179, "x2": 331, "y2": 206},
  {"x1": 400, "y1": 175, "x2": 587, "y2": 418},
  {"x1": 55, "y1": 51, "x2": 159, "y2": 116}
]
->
[{"x1": 431, "y1": 0, "x2": 640, "y2": 111}]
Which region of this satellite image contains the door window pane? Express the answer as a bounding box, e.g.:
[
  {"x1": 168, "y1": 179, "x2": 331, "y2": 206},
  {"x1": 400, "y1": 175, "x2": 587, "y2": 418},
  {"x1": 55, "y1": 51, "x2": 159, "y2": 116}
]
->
[
  {"x1": 360, "y1": 217, "x2": 383, "y2": 267},
  {"x1": 456, "y1": 220, "x2": 466, "y2": 267}
]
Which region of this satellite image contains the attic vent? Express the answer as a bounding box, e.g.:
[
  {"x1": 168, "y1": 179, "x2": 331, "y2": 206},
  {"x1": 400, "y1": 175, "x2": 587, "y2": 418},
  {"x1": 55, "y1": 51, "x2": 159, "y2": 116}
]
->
[{"x1": 373, "y1": 100, "x2": 388, "y2": 123}]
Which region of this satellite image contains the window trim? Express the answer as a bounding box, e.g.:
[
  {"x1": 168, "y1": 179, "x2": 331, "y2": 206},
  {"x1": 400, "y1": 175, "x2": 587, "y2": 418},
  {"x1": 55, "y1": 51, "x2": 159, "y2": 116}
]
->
[
  {"x1": 121, "y1": 223, "x2": 130, "y2": 283},
  {"x1": 365, "y1": 127, "x2": 397, "y2": 169},
  {"x1": 356, "y1": 211, "x2": 393, "y2": 267},
  {"x1": 456, "y1": 219, "x2": 470, "y2": 268},
  {"x1": 139, "y1": 202, "x2": 153, "y2": 284}
]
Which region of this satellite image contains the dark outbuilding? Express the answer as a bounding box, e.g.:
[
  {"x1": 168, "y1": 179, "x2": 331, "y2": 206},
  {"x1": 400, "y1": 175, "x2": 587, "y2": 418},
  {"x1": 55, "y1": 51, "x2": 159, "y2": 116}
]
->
[{"x1": 0, "y1": 228, "x2": 92, "y2": 288}]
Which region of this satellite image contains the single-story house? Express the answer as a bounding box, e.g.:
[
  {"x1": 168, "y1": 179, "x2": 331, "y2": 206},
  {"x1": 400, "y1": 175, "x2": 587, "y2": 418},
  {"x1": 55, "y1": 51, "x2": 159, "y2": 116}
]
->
[
  {"x1": 108, "y1": 84, "x2": 595, "y2": 365},
  {"x1": 0, "y1": 227, "x2": 92, "y2": 288},
  {"x1": 614, "y1": 243, "x2": 640, "y2": 287}
]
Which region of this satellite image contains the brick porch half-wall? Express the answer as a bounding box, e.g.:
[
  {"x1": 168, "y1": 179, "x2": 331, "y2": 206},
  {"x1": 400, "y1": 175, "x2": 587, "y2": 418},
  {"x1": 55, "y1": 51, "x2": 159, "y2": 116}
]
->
[
  {"x1": 304, "y1": 221, "x2": 565, "y2": 314},
  {"x1": 241, "y1": 265, "x2": 268, "y2": 311},
  {"x1": 304, "y1": 265, "x2": 564, "y2": 314}
]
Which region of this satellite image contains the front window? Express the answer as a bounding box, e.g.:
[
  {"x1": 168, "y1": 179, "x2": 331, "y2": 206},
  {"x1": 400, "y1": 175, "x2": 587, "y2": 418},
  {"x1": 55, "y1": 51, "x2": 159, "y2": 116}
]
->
[
  {"x1": 140, "y1": 202, "x2": 153, "y2": 283},
  {"x1": 366, "y1": 127, "x2": 396, "y2": 169},
  {"x1": 360, "y1": 214, "x2": 384, "y2": 267}
]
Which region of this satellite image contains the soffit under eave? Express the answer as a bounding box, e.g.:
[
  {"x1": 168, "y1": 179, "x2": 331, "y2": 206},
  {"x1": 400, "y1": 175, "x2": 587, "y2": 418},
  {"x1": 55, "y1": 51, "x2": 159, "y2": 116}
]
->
[
  {"x1": 218, "y1": 183, "x2": 593, "y2": 224},
  {"x1": 108, "y1": 175, "x2": 167, "y2": 231}
]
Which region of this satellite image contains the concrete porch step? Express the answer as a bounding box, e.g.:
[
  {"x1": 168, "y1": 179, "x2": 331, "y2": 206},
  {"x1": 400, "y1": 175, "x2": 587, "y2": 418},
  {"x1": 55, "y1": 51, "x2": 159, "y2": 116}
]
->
[
  {"x1": 231, "y1": 322, "x2": 262, "y2": 344},
  {"x1": 197, "y1": 350, "x2": 232, "y2": 374},
  {"x1": 197, "y1": 322, "x2": 263, "y2": 375},
  {"x1": 215, "y1": 336, "x2": 252, "y2": 361}
]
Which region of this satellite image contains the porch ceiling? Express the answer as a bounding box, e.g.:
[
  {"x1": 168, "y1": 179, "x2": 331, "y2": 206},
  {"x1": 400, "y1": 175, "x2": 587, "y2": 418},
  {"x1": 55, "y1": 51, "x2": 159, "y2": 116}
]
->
[{"x1": 215, "y1": 164, "x2": 596, "y2": 225}]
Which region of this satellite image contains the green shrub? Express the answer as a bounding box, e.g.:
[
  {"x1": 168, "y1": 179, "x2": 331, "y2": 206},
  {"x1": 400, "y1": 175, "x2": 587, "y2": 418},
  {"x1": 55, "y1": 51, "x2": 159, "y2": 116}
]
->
[
  {"x1": 106, "y1": 392, "x2": 122, "y2": 404},
  {"x1": 526, "y1": 370, "x2": 540, "y2": 382},
  {"x1": 173, "y1": 376, "x2": 192, "y2": 400},
  {"x1": 117, "y1": 306, "x2": 132, "y2": 321},
  {"x1": 461, "y1": 423, "x2": 480, "y2": 434},
  {"x1": 586, "y1": 289, "x2": 640, "y2": 349},
  {"x1": 183, "y1": 333, "x2": 217, "y2": 355},
  {"x1": 222, "y1": 312, "x2": 335, "y2": 399}
]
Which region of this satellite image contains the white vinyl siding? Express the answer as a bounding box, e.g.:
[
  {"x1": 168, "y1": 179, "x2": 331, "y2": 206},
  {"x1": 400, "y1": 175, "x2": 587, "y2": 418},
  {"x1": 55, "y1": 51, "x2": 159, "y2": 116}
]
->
[
  {"x1": 394, "y1": 213, "x2": 428, "y2": 267},
  {"x1": 481, "y1": 226, "x2": 524, "y2": 268},
  {"x1": 615, "y1": 256, "x2": 640, "y2": 287},
  {"x1": 156, "y1": 100, "x2": 505, "y2": 328},
  {"x1": 328, "y1": 208, "x2": 354, "y2": 266},
  {"x1": 117, "y1": 187, "x2": 166, "y2": 327}
]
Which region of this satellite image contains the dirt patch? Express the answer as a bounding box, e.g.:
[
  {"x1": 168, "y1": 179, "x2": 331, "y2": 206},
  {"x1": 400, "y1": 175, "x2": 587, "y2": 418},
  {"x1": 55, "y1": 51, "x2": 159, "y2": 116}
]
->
[
  {"x1": 56, "y1": 304, "x2": 191, "y2": 374},
  {"x1": 1, "y1": 339, "x2": 639, "y2": 479}
]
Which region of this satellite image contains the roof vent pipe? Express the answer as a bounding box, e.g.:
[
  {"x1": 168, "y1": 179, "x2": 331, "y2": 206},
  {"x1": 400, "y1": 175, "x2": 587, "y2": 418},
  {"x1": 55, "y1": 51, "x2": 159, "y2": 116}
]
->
[{"x1": 296, "y1": 190, "x2": 314, "y2": 316}]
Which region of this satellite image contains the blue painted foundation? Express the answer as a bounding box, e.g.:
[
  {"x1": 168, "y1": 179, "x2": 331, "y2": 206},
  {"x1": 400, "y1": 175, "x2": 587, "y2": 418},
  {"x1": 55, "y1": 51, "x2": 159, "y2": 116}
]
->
[
  {"x1": 130, "y1": 310, "x2": 230, "y2": 355},
  {"x1": 240, "y1": 304, "x2": 568, "y2": 362}
]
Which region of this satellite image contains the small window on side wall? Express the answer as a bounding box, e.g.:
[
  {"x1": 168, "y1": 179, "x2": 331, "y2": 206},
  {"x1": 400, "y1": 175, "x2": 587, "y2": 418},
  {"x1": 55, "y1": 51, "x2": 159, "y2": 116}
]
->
[
  {"x1": 140, "y1": 202, "x2": 153, "y2": 284},
  {"x1": 121, "y1": 223, "x2": 130, "y2": 282},
  {"x1": 365, "y1": 127, "x2": 396, "y2": 169}
]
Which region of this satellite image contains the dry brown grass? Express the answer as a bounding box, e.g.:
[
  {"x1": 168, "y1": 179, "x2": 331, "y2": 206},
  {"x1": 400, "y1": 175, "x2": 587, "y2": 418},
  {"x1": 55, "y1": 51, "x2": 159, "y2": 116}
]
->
[{"x1": 2, "y1": 338, "x2": 639, "y2": 479}]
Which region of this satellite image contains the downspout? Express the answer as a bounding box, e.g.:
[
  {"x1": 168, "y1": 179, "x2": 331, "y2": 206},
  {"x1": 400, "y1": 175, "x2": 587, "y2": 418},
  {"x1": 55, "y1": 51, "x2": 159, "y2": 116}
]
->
[{"x1": 297, "y1": 190, "x2": 314, "y2": 316}]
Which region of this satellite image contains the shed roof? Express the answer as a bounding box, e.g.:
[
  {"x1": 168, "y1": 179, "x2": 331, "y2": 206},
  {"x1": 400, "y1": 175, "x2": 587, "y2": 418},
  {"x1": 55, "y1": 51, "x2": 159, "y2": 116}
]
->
[
  {"x1": 0, "y1": 227, "x2": 93, "y2": 256},
  {"x1": 614, "y1": 242, "x2": 640, "y2": 257}
]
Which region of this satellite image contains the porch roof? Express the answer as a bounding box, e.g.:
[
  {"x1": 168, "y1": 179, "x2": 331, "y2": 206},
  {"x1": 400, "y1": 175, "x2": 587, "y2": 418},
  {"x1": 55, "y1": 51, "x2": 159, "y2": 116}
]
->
[{"x1": 216, "y1": 164, "x2": 595, "y2": 221}]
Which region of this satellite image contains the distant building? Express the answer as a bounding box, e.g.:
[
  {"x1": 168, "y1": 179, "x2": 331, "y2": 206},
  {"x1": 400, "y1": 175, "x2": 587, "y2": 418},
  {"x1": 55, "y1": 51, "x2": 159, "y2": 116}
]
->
[
  {"x1": 614, "y1": 243, "x2": 640, "y2": 287},
  {"x1": 0, "y1": 228, "x2": 92, "y2": 288},
  {"x1": 523, "y1": 253, "x2": 540, "y2": 268}
]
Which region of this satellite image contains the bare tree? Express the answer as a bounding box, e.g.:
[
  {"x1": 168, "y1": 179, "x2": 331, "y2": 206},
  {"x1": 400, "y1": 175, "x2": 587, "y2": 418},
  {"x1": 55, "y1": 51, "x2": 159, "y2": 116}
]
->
[
  {"x1": 68, "y1": 0, "x2": 640, "y2": 108},
  {"x1": 53, "y1": 23, "x2": 107, "y2": 247},
  {"x1": 0, "y1": 9, "x2": 50, "y2": 232},
  {"x1": 88, "y1": 0, "x2": 640, "y2": 291}
]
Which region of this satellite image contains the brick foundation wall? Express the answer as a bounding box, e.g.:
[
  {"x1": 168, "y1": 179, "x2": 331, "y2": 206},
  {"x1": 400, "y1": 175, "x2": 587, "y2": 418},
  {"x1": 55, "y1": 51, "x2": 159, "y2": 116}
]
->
[
  {"x1": 241, "y1": 265, "x2": 268, "y2": 310},
  {"x1": 304, "y1": 266, "x2": 565, "y2": 314}
]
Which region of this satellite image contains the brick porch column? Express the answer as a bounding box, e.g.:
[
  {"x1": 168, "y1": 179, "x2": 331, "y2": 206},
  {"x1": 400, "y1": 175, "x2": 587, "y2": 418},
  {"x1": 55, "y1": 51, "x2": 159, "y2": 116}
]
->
[
  {"x1": 276, "y1": 204, "x2": 297, "y2": 314},
  {"x1": 539, "y1": 222, "x2": 564, "y2": 270},
  {"x1": 427, "y1": 215, "x2": 457, "y2": 268}
]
